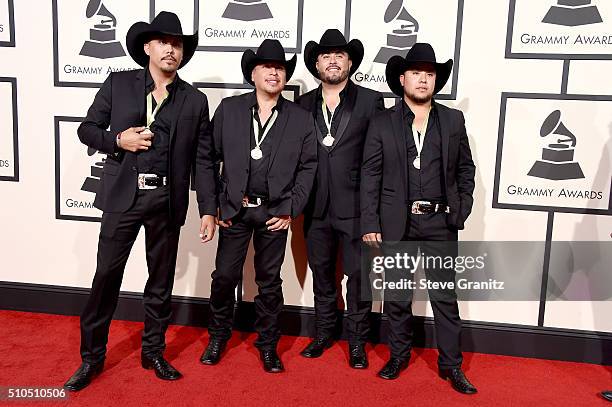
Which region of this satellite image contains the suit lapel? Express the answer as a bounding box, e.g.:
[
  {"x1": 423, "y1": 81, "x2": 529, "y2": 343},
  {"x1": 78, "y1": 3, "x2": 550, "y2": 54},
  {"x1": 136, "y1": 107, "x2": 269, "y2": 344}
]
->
[
  {"x1": 435, "y1": 102, "x2": 450, "y2": 176},
  {"x1": 268, "y1": 101, "x2": 290, "y2": 170},
  {"x1": 169, "y1": 81, "x2": 187, "y2": 146},
  {"x1": 238, "y1": 93, "x2": 254, "y2": 172},
  {"x1": 329, "y1": 82, "x2": 356, "y2": 151},
  {"x1": 308, "y1": 88, "x2": 328, "y2": 149},
  {"x1": 391, "y1": 102, "x2": 408, "y2": 193},
  {"x1": 314, "y1": 121, "x2": 326, "y2": 148},
  {"x1": 135, "y1": 69, "x2": 146, "y2": 125}
]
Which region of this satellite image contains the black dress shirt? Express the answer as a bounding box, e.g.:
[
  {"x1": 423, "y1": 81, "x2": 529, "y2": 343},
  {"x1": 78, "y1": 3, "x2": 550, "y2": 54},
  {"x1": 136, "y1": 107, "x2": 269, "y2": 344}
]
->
[
  {"x1": 402, "y1": 101, "x2": 446, "y2": 201},
  {"x1": 136, "y1": 68, "x2": 178, "y2": 177},
  {"x1": 246, "y1": 94, "x2": 284, "y2": 198}
]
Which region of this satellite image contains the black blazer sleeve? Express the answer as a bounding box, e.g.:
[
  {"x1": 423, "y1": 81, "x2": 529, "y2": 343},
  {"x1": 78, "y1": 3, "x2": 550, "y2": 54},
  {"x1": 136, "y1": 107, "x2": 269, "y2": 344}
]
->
[
  {"x1": 455, "y1": 111, "x2": 476, "y2": 229},
  {"x1": 360, "y1": 113, "x2": 384, "y2": 235},
  {"x1": 77, "y1": 74, "x2": 117, "y2": 155},
  {"x1": 291, "y1": 115, "x2": 317, "y2": 218},
  {"x1": 195, "y1": 93, "x2": 217, "y2": 217}
]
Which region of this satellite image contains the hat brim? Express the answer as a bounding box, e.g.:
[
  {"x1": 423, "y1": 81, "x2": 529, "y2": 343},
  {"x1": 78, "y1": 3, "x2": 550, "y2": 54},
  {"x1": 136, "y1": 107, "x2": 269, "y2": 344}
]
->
[
  {"x1": 385, "y1": 56, "x2": 453, "y2": 98},
  {"x1": 126, "y1": 22, "x2": 199, "y2": 69},
  {"x1": 303, "y1": 39, "x2": 364, "y2": 80},
  {"x1": 241, "y1": 50, "x2": 297, "y2": 86}
]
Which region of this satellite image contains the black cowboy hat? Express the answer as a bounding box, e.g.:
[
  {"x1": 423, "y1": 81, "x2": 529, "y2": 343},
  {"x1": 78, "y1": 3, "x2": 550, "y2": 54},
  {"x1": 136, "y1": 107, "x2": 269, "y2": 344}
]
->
[
  {"x1": 385, "y1": 43, "x2": 453, "y2": 97},
  {"x1": 303, "y1": 29, "x2": 364, "y2": 80},
  {"x1": 241, "y1": 39, "x2": 297, "y2": 86},
  {"x1": 126, "y1": 11, "x2": 198, "y2": 69}
]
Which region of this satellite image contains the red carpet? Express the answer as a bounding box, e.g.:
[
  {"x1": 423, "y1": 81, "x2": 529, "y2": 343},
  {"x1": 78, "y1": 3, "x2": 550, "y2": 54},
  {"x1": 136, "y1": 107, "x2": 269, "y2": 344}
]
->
[{"x1": 0, "y1": 310, "x2": 610, "y2": 406}]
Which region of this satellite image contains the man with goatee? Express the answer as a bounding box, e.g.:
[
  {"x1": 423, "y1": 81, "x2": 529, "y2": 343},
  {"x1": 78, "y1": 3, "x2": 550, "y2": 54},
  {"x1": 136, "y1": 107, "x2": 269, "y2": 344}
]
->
[
  {"x1": 64, "y1": 12, "x2": 216, "y2": 391},
  {"x1": 296, "y1": 29, "x2": 384, "y2": 368}
]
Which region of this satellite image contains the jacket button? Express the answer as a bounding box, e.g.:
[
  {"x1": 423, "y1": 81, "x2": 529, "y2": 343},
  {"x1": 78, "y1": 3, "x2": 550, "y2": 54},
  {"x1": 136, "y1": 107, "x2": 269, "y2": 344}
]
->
[
  {"x1": 131, "y1": 166, "x2": 137, "y2": 171},
  {"x1": 246, "y1": 169, "x2": 249, "y2": 173}
]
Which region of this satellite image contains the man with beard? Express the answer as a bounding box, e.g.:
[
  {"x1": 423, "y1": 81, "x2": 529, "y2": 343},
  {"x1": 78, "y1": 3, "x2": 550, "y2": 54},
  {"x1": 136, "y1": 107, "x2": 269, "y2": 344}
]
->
[
  {"x1": 63, "y1": 12, "x2": 217, "y2": 391},
  {"x1": 361, "y1": 43, "x2": 477, "y2": 394},
  {"x1": 199, "y1": 39, "x2": 317, "y2": 373},
  {"x1": 296, "y1": 29, "x2": 384, "y2": 368}
]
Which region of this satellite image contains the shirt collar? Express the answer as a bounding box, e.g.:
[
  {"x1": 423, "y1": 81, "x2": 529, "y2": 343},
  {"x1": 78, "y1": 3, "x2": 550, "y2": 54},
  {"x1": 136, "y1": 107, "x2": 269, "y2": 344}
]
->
[
  {"x1": 145, "y1": 67, "x2": 179, "y2": 93},
  {"x1": 248, "y1": 91, "x2": 285, "y2": 112},
  {"x1": 402, "y1": 98, "x2": 437, "y2": 122},
  {"x1": 316, "y1": 80, "x2": 352, "y2": 103}
]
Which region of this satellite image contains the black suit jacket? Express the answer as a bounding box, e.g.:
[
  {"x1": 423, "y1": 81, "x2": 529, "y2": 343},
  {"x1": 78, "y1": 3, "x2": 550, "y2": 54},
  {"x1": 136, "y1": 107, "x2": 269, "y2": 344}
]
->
[
  {"x1": 360, "y1": 101, "x2": 476, "y2": 241},
  {"x1": 203, "y1": 91, "x2": 317, "y2": 221},
  {"x1": 296, "y1": 82, "x2": 384, "y2": 219},
  {"x1": 77, "y1": 69, "x2": 216, "y2": 226}
]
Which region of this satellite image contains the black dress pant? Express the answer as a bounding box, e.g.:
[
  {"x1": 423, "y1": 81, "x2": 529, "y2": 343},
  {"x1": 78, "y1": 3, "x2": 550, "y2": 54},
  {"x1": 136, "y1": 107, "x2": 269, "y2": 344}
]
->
[
  {"x1": 304, "y1": 209, "x2": 371, "y2": 345},
  {"x1": 208, "y1": 205, "x2": 288, "y2": 350},
  {"x1": 80, "y1": 186, "x2": 180, "y2": 364},
  {"x1": 384, "y1": 212, "x2": 462, "y2": 369}
]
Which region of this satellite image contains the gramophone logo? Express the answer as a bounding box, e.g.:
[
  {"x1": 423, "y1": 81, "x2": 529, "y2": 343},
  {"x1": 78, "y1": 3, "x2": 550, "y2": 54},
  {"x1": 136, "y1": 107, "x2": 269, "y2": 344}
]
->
[
  {"x1": 81, "y1": 147, "x2": 105, "y2": 193},
  {"x1": 542, "y1": 0, "x2": 602, "y2": 27},
  {"x1": 528, "y1": 110, "x2": 584, "y2": 181},
  {"x1": 493, "y1": 95, "x2": 612, "y2": 214},
  {"x1": 53, "y1": 0, "x2": 147, "y2": 87},
  {"x1": 222, "y1": 0, "x2": 273, "y2": 22},
  {"x1": 374, "y1": 0, "x2": 419, "y2": 64},
  {"x1": 80, "y1": 0, "x2": 126, "y2": 59},
  {"x1": 349, "y1": 0, "x2": 462, "y2": 98},
  {"x1": 55, "y1": 117, "x2": 103, "y2": 221}
]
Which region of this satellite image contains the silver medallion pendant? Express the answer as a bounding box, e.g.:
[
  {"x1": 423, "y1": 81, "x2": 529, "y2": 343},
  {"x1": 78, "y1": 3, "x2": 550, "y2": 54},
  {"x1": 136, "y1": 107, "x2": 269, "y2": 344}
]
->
[
  {"x1": 251, "y1": 147, "x2": 263, "y2": 160},
  {"x1": 323, "y1": 134, "x2": 335, "y2": 147},
  {"x1": 413, "y1": 156, "x2": 421, "y2": 170}
]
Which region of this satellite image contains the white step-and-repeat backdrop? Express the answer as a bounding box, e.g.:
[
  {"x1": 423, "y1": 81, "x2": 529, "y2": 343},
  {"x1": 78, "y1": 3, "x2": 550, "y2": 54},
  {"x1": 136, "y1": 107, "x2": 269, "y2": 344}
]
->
[{"x1": 0, "y1": 0, "x2": 611, "y2": 333}]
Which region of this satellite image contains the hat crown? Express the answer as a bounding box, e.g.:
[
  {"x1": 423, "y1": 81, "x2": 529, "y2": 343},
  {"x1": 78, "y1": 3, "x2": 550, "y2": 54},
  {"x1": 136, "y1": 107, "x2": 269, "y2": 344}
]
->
[
  {"x1": 404, "y1": 43, "x2": 437, "y2": 63},
  {"x1": 150, "y1": 11, "x2": 184, "y2": 35},
  {"x1": 319, "y1": 29, "x2": 348, "y2": 47},
  {"x1": 255, "y1": 39, "x2": 286, "y2": 60}
]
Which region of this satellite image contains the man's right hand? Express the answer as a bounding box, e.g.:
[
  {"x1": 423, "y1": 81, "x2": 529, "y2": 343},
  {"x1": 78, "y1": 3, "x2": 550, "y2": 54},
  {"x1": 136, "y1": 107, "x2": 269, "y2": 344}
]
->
[
  {"x1": 362, "y1": 233, "x2": 382, "y2": 248},
  {"x1": 118, "y1": 126, "x2": 152, "y2": 152}
]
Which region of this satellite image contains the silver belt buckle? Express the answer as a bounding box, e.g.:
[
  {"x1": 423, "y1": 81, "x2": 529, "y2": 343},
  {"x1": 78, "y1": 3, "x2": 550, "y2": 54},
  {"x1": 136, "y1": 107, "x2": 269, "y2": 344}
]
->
[
  {"x1": 242, "y1": 196, "x2": 262, "y2": 208},
  {"x1": 138, "y1": 173, "x2": 164, "y2": 190},
  {"x1": 410, "y1": 200, "x2": 450, "y2": 214},
  {"x1": 411, "y1": 200, "x2": 429, "y2": 215}
]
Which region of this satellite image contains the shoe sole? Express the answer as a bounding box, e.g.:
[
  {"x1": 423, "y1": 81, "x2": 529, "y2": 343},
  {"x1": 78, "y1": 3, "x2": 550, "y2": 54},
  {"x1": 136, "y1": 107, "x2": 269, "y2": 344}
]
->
[
  {"x1": 350, "y1": 363, "x2": 369, "y2": 369},
  {"x1": 200, "y1": 358, "x2": 220, "y2": 365},
  {"x1": 377, "y1": 373, "x2": 399, "y2": 380},
  {"x1": 264, "y1": 368, "x2": 285, "y2": 373},
  {"x1": 300, "y1": 351, "x2": 323, "y2": 358}
]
